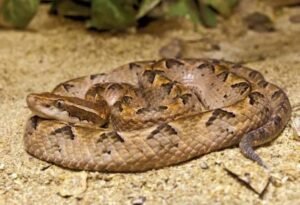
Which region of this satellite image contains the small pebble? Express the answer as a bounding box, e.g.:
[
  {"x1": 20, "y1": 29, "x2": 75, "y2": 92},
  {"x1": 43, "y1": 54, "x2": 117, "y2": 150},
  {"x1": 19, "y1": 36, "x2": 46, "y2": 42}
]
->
[
  {"x1": 200, "y1": 162, "x2": 209, "y2": 169},
  {"x1": 132, "y1": 196, "x2": 146, "y2": 205},
  {"x1": 10, "y1": 173, "x2": 18, "y2": 180},
  {"x1": 215, "y1": 160, "x2": 222, "y2": 165},
  {"x1": 0, "y1": 163, "x2": 5, "y2": 170}
]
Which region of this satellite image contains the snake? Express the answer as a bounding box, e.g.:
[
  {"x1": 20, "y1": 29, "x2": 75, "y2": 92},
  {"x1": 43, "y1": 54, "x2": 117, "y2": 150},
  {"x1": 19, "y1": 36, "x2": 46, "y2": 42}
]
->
[{"x1": 24, "y1": 58, "x2": 292, "y2": 172}]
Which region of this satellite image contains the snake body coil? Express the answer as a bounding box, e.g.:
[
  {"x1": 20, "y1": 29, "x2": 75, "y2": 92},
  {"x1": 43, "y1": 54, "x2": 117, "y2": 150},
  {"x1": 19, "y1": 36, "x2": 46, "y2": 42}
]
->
[{"x1": 24, "y1": 59, "x2": 291, "y2": 172}]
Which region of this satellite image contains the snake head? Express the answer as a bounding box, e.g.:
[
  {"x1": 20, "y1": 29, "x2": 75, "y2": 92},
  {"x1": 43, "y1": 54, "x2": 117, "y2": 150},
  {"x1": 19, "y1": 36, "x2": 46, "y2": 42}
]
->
[
  {"x1": 27, "y1": 92, "x2": 61, "y2": 119},
  {"x1": 26, "y1": 92, "x2": 110, "y2": 128}
]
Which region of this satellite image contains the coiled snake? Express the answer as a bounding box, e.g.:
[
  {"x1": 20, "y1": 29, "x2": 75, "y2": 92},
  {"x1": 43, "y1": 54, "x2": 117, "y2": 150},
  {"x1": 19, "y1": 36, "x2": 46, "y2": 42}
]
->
[{"x1": 24, "y1": 59, "x2": 291, "y2": 172}]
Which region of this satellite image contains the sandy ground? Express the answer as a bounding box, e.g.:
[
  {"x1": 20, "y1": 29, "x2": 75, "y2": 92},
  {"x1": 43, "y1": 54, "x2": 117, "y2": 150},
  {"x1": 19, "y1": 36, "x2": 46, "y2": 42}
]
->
[{"x1": 0, "y1": 3, "x2": 300, "y2": 205}]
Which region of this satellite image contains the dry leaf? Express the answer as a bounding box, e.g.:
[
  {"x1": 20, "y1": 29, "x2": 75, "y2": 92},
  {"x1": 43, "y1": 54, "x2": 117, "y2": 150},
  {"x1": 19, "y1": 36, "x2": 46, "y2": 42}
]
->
[
  {"x1": 224, "y1": 160, "x2": 270, "y2": 195},
  {"x1": 57, "y1": 171, "x2": 88, "y2": 197}
]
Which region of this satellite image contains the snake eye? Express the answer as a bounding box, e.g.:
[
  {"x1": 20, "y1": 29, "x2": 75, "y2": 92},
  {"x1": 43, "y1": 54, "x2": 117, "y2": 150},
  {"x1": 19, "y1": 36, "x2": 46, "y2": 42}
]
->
[{"x1": 55, "y1": 100, "x2": 64, "y2": 108}]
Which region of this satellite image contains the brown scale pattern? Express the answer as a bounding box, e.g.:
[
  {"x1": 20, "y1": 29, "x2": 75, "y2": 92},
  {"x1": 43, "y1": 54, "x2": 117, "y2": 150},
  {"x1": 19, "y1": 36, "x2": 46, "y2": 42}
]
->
[{"x1": 24, "y1": 59, "x2": 291, "y2": 172}]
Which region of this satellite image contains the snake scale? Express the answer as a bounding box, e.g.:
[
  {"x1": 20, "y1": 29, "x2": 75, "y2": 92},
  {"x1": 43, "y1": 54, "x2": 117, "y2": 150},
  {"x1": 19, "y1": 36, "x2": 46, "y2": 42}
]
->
[{"x1": 24, "y1": 58, "x2": 291, "y2": 172}]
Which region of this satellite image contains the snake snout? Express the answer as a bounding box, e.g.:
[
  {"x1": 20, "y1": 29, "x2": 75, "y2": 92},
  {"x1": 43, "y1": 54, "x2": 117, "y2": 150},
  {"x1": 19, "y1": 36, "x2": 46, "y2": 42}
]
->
[
  {"x1": 26, "y1": 92, "x2": 55, "y2": 118},
  {"x1": 26, "y1": 93, "x2": 38, "y2": 108}
]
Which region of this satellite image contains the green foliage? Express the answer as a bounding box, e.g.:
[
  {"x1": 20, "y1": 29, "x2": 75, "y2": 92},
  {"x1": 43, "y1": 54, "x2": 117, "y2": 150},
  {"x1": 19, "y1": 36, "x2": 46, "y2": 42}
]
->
[
  {"x1": 52, "y1": 0, "x2": 90, "y2": 17},
  {"x1": 199, "y1": 4, "x2": 217, "y2": 27},
  {"x1": 88, "y1": 0, "x2": 136, "y2": 30},
  {"x1": 137, "y1": 0, "x2": 161, "y2": 19},
  {"x1": 198, "y1": 0, "x2": 239, "y2": 27},
  {"x1": 0, "y1": 0, "x2": 239, "y2": 30},
  {"x1": 204, "y1": 0, "x2": 238, "y2": 17},
  {"x1": 167, "y1": 0, "x2": 201, "y2": 24},
  {"x1": 0, "y1": 0, "x2": 39, "y2": 28}
]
